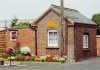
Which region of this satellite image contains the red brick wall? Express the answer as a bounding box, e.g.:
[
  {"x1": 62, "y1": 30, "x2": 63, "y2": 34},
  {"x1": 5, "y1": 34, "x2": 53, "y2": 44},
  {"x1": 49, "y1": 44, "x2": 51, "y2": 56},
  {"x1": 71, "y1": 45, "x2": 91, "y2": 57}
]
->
[
  {"x1": 33, "y1": 9, "x2": 97, "y2": 61},
  {"x1": 67, "y1": 25, "x2": 75, "y2": 62},
  {"x1": 17, "y1": 28, "x2": 35, "y2": 54},
  {"x1": 36, "y1": 10, "x2": 61, "y2": 56},
  {"x1": 6, "y1": 28, "x2": 35, "y2": 54},
  {"x1": 74, "y1": 24, "x2": 97, "y2": 61},
  {"x1": 6, "y1": 30, "x2": 17, "y2": 49}
]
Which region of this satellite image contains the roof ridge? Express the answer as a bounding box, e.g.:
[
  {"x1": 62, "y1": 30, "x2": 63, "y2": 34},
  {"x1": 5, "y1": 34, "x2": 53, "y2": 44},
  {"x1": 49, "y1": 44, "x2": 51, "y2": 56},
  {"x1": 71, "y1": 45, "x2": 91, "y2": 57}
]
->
[{"x1": 51, "y1": 4, "x2": 79, "y2": 12}]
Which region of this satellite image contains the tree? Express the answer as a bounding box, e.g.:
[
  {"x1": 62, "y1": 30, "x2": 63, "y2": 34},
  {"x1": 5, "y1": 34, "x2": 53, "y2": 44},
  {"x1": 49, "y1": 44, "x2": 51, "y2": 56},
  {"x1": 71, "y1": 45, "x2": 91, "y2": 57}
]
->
[
  {"x1": 16, "y1": 22, "x2": 29, "y2": 27},
  {"x1": 92, "y1": 13, "x2": 100, "y2": 29},
  {"x1": 92, "y1": 13, "x2": 100, "y2": 35},
  {"x1": 10, "y1": 16, "x2": 18, "y2": 27}
]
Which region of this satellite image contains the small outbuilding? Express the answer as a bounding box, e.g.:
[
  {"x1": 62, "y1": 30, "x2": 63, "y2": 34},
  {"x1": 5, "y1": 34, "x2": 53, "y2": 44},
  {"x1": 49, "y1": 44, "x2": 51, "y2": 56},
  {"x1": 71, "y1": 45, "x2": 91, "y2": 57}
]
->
[{"x1": 32, "y1": 5, "x2": 97, "y2": 62}]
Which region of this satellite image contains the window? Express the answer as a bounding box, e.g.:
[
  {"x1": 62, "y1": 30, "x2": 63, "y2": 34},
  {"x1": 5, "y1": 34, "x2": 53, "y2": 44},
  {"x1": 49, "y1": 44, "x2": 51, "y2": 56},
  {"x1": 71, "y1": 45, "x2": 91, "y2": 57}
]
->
[
  {"x1": 48, "y1": 30, "x2": 58, "y2": 47},
  {"x1": 10, "y1": 31, "x2": 17, "y2": 41},
  {"x1": 83, "y1": 34, "x2": 89, "y2": 48}
]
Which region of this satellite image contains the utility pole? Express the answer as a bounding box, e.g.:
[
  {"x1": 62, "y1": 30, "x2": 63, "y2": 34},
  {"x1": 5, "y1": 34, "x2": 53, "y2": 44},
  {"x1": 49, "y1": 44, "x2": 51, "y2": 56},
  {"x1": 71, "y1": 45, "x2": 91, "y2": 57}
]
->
[
  {"x1": 5, "y1": 20, "x2": 7, "y2": 29},
  {"x1": 4, "y1": 20, "x2": 7, "y2": 54},
  {"x1": 59, "y1": 0, "x2": 64, "y2": 56}
]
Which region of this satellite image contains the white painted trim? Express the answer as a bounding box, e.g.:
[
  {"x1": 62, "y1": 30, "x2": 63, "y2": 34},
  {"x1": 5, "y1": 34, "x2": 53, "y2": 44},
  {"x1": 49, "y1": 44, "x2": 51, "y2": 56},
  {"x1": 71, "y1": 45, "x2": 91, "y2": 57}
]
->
[
  {"x1": 96, "y1": 35, "x2": 100, "y2": 38},
  {"x1": 48, "y1": 30, "x2": 58, "y2": 47},
  {"x1": 83, "y1": 35, "x2": 89, "y2": 49},
  {"x1": 10, "y1": 31, "x2": 17, "y2": 41}
]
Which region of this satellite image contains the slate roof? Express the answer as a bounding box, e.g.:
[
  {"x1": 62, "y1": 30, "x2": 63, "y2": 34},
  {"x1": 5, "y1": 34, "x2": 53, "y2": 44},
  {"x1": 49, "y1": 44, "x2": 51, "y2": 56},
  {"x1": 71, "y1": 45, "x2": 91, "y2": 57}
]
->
[{"x1": 51, "y1": 4, "x2": 95, "y2": 25}]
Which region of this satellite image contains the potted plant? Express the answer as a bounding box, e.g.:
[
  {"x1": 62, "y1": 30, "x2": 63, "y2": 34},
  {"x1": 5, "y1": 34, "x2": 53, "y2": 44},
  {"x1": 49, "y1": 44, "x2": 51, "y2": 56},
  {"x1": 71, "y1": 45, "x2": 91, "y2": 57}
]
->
[{"x1": 0, "y1": 58, "x2": 4, "y2": 65}]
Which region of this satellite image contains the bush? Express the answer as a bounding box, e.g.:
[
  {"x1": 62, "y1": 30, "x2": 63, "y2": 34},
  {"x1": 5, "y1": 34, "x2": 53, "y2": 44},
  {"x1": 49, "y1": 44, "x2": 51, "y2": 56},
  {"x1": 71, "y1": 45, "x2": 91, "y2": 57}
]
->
[
  {"x1": 40, "y1": 56, "x2": 46, "y2": 62},
  {"x1": 15, "y1": 48, "x2": 20, "y2": 54},
  {"x1": 24, "y1": 56, "x2": 32, "y2": 61},
  {"x1": 35, "y1": 57, "x2": 41, "y2": 62},
  {"x1": 20, "y1": 46, "x2": 31, "y2": 56},
  {"x1": 15, "y1": 56, "x2": 24, "y2": 61},
  {"x1": 59, "y1": 57, "x2": 66, "y2": 63},
  {"x1": 15, "y1": 55, "x2": 33, "y2": 61},
  {"x1": 1, "y1": 53, "x2": 10, "y2": 59},
  {"x1": 11, "y1": 53, "x2": 16, "y2": 56},
  {"x1": 30, "y1": 56, "x2": 35, "y2": 61}
]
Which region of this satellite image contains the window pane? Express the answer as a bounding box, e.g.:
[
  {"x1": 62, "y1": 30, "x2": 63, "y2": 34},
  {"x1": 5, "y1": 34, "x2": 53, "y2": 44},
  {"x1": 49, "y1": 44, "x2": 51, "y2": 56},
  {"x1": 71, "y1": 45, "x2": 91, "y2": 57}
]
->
[
  {"x1": 48, "y1": 30, "x2": 58, "y2": 47},
  {"x1": 10, "y1": 31, "x2": 17, "y2": 41},
  {"x1": 83, "y1": 35, "x2": 89, "y2": 48},
  {"x1": 12, "y1": 32, "x2": 16, "y2": 39}
]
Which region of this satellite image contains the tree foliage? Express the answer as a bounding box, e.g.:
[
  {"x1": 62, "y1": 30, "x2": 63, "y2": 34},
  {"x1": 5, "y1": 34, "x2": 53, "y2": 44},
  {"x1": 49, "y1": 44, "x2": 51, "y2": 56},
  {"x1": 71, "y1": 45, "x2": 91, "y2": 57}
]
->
[
  {"x1": 10, "y1": 16, "x2": 18, "y2": 27},
  {"x1": 92, "y1": 13, "x2": 100, "y2": 29},
  {"x1": 16, "y1": 22, "x2": 29, "y2": 27},
  {"x1": 92, "y1": 13, "x2": 100, "y2": 35}
]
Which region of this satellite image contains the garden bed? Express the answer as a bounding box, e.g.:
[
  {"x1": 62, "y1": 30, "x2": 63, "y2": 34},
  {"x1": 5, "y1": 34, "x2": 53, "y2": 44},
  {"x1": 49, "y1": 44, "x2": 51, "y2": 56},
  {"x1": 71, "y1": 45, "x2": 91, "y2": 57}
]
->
[{"x1": 0, "y1": 46, "x2": 67, "y2": 65}]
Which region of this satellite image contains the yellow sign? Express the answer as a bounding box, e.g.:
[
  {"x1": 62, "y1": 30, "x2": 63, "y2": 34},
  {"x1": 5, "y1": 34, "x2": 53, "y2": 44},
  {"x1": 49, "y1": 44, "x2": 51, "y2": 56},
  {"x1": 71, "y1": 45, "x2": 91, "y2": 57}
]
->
[{"x1": 47, "y1": 21, "x2": 56, "y2": 28}]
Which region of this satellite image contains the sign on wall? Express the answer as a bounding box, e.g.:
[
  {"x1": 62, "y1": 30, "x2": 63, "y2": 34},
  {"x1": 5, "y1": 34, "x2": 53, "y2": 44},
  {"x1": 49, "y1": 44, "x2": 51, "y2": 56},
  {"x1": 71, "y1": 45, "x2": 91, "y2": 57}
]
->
[{"x1": 47, "y1": 21, "x2": 56, "y2": 28}]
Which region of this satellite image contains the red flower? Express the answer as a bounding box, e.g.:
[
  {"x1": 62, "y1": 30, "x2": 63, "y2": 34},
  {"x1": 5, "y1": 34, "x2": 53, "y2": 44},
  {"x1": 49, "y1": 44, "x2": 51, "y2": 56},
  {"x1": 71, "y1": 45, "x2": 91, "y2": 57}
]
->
[
  {"x1": 46, "y1": 55, "x2": 54, "y2": 61},
  {"x1": 24, "y1": 56, "x2": 31, "y2": 61}
]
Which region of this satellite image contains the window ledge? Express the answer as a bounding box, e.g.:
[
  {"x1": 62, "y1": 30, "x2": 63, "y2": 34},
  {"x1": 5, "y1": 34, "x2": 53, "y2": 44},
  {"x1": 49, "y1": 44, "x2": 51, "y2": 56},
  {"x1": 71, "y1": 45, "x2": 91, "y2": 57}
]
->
[
  {"x1": 46, "y1": 47, "x2": 59, "y2": 49},
  {"x1": 83, "y1": 48, "x2": 91, "y2": 51}
]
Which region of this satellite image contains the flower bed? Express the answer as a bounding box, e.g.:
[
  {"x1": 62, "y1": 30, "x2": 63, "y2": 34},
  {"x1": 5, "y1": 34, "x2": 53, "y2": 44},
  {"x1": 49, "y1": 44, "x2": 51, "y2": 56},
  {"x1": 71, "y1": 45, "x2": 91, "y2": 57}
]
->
[
  {"x1": 1, "y1": 46, "x2": 66, "y2": 63},
  {"x1": 15, "y1": 55, "x2": 66, "y2": 63},
  {"x1": 1, "y1": 54, "x2": 66, "y2": 63}
]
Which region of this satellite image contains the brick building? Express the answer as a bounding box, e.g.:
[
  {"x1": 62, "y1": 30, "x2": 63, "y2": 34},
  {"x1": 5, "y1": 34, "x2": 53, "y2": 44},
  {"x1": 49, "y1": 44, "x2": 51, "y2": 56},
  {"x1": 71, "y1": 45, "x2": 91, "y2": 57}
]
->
[
  {"x1": 0, "y1": 27, "x2": 35, "y2": 54},
  {"x1": 31, "y1": 5, "x2": 97, "y2": 61},
  {"x1": 0, "y1": 5, "x2": 97, "y2": 62},
  {"x1": 6, "y1": 27, "x2": 35, "y2": 54}
]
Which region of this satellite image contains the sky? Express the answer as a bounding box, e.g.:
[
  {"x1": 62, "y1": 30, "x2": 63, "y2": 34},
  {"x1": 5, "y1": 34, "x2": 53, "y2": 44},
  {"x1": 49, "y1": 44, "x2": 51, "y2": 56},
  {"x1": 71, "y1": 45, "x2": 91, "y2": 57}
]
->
[{"x1": 0, "y1": 0, "x2": 100, "y2": 21}]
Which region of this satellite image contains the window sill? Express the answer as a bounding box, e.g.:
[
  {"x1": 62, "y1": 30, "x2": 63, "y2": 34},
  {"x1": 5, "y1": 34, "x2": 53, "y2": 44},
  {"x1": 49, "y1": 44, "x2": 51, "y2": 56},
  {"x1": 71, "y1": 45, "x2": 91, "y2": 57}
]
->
[
  {"x1": 46, "y1": 47, "x2": 59, "y2": 49},
  {"x1": 83, "y1": 48, "x2": 91, "y2": 51}
]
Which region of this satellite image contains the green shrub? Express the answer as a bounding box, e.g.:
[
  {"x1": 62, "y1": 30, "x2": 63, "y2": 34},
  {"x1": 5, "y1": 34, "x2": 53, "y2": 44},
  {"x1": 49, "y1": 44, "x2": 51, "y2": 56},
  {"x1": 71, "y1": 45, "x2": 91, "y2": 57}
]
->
[
  {"x1": 11, "y1": 53, "x2": 16, "y2": 56},
  {"x1": 1, "y1": 53, "x2": 16, "y2": 59},
  {"x1": 30, "y1": 56, "x2": 35, "y2": 61},
  {"x1": 15, "y1": 48, "x2": 20, "y2": 54},
  {"x1": 1, "y1": 53, "x2": 10, "y2": 59},
  {"x1": 15, "y1": 56, "x2": 24, "y2": 61}
]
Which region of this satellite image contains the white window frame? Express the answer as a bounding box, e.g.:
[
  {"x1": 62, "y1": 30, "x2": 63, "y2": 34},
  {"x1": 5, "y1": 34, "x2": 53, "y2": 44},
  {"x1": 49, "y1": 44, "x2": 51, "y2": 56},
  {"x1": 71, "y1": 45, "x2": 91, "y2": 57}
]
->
[
  {"x1": 48, "y1": 30, "x2": 58, "y2": 47},
  {"x1": 83, "y1": 34, "x2": 89, "y2": 48},
  {"x1": 10, "y1": 31, "x2": 17, "y2": 41}
]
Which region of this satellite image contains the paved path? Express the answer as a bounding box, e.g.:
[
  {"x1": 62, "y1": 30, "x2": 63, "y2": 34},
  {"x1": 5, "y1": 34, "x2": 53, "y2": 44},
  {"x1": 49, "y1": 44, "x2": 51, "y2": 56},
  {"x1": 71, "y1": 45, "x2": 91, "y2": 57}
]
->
[{"x1": 0, "y1": 57, "x2": 100, "y2": 70}]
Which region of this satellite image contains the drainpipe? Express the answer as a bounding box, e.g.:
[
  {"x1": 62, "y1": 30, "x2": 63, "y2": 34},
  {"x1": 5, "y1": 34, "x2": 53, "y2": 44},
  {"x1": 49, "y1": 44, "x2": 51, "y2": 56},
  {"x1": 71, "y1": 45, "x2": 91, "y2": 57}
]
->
[
  {"x1": 34, "y1": 29, "x2": 37, "y2": 56},
  {"x1": 4, "y1": 20, "x2": 7, "y2": 53},
  {"x1": 30, "y1": 25, "x2": 38, "y2": 56}
]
